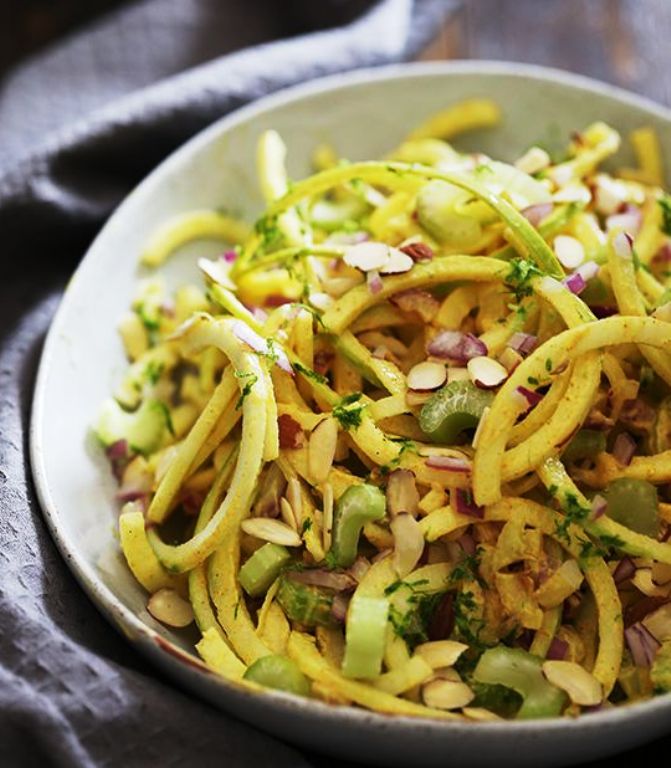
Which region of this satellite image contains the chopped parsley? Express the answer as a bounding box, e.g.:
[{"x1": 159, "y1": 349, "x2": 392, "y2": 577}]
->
[
  {"x1": 378, "y1": 437, "x2": 417, "y2": 476},
  {"x1": 554, "y1": 491, "x2": 590, "y2": 543},
  {"x1": 293, "y1": 360, "x2": 328, "y2": 386},
  {"x1": 453, "y1": 589, "x2": 485, "y2": 648},
  {"x1": 659, "y1": 196, "x2": 671, "y2": 235},
  {"x1": 300, "y1": 518, "x2": 313, "y2": 535},
  {"x1": 332, "y1": 392, "x2": 365, "y2": 430},
  {"x1": 234, "y1": 371, "x2": 258, "y2": 409},
  {"x1": 388, "y1": 588, "x2": 445, "y2": 649},
  {"x1": 505, "y1": 258, "x2": 543, "y2": 302}
]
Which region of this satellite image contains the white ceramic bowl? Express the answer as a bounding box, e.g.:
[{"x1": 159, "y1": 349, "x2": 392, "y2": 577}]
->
[{"x1": 30, "y1": 61, "x2": 671, "y2": 767}]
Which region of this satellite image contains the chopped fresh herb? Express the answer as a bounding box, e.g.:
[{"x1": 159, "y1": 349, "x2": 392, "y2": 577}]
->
[
  {"x1": 333, "y1": 392, "x2": 365, "y2": 430},
  {"x1": 527, "y1": 376, "x2": 539, "y2": 386},
  {"x1": 255, "y1": 215, "x2": 282, "y2": 249},
  {"x1": 293, "y1": 360, "x2": 328, "y2": 386},
  {"x1": 545, "y1": 358, "x2": 553, "y2": 373},
  {"x1": 235, "y1": 371, "x2": 258, "y2": 409},
  {"x1": 449, "y1": 550, "x2": 483, "y2": 585},
  {"x1": 144, "y1": 360, "x2": 164, "y2": 386},
  {"x1": 658, "y1": 196, "x2": 671, "y2": 235},
  {"x1": 378, "y1": 437, "x2": 416, "y2": 475},
  {"x1": 155, "y1": 401, "x2": 175, "y2": 436},
  {"x1": 554, "y1": 491, "x2": 590, "y2": 542},
  {"x1": 506, "y1": 259, "x2": 543, "y2": 302},
  {"x1": 453, "y1": 589, "x2": 485, "y2": 648},
  {"x1": 300, "y1": 518, "x2": 313, "y2": 535},
  {"x1": 388, "y1": 590, "x2": 445, "y2": 649}
]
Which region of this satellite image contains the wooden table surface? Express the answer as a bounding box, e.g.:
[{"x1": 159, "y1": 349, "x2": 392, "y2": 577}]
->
[{"x1": 423, "y1": 0, "x2": 671, "y2": 107}]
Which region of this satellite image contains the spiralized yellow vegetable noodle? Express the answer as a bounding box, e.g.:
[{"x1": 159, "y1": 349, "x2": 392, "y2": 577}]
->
[{"x1": 97, "y1": 99, "x2": 671, "y2": 720}]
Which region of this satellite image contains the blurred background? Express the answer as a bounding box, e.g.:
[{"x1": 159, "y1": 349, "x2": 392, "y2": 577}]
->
[{"x1": 1, "y1": 0, "x2": 667, "y2": 105}]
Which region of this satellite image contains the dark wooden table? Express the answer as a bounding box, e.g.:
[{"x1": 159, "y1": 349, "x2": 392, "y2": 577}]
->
[{"x1": 422, "y1": 0, "x2": 671, "y2": 108}]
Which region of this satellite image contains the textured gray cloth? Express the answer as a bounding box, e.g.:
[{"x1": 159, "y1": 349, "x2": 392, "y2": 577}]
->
[{"x1": 0, "y1": 1, "x2": 453, "y2": 767}]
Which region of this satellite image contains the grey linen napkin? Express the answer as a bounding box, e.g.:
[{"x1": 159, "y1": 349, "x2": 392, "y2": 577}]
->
[{"x1": 0, "y1": 1, "x2": 453, "y2": 766}]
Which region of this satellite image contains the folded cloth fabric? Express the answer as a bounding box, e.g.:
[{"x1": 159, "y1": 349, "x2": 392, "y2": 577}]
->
[{"x1": 0, "y1": 1, "x2": 455, "y2": 767}]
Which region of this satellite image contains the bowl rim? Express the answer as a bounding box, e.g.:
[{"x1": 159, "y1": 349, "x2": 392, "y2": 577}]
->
[{"x1": 29, "y1": 58, "x2": 671, "y2": 739}]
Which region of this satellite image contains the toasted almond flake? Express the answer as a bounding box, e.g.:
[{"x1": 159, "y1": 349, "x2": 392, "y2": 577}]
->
[
  {"x1": 613, "y1": 231, "x2": 633, "y2": 260},
  {"x1": 642, "y1": 602, "x2": 671, "y2": 642},
  {"x1": 467, "y1": 356, "x2": 508, "y2": 389},
  {"x1": 406, "y1": 361, "x2": 447, "y2": 391},
  {"x1": 446, "y1": 367, "x2": 470, "y2": 383},
  {"x1": 554, "y1": 235, "x2": 585, "y2": 269},
  {"x1": 147, "y1": 588, "x2": 194, "y2": 628},
  {"x1": 652, "y1": 561, "x2": 671, "y2": 586},
  {"x1": 415, "y1": 640, "x2": 468, "y2": 669},
  {"x1": 308, "y1": 417, "x2": 338, "y2": 484},
  {"x1": 241, "y1": 517, "x2": 302, "y2": 547},
  {"x1": 391, "y1": 513, "x2": 425, "y2": 577},
  {"x1": 462, "y1": 707, "x2": 503, "y2": 722},
  {"x1": 631, "y1": 568, "x2": 671, "y2": 598},
  {"x1": 197, "y1": 257, "x2": 236, "y2": 289},
  {"x1": 542, "y1": 660, "x2": 602, "y2": 706},
  {"x1": 547, "y1": 164, "x2": 573, "y2": 188},
  {"x1": 422, "y1": 679, "x2": 475, "y2": 710},
  {"x1": 287, "y1": 477, "x2": 303, "y2": 529},
  {"x1": 280, "y1": 497, "x2": 298, "y2": 531},
  {"x1": 379, "y1": 248, "x2": 414, "y2": 275},
  {"x1": 322, "y1": 482, "x2": 334, "y2": 552},
  {"x1": 514, "y1": 146, "x2": 551, "y2": 175},
  {"x1": 471, "y1": 406, "x2": 490, "y2": 449},
  {"x1": 344, "y1": 242, "x2": 392, "y2": 272},
  {"x1": 308, "y1": 292, "x2": 334, "y2": 311},
  {"x1": 386, "y1": 469, "x2": 420, "y2": 517},
  {"x1": 432, "y1": 667, "x2": 462, "y2": 682},
  {"x1": 594, "y1": 175, "x2": 628, "y2": 216}
]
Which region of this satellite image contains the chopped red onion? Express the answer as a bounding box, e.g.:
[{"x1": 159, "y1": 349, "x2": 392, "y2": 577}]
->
[
  {"x1": 231, "y1": 320, "x2": 293, "y2": 375},
  {"x1": 367, "y1": 269, "x2": 383, "y2": 294},
  {"x1": 508, "y1": 332, "x2": 538, "y2": 356},
  {"x1": 516, "y1": 386, "x2": 543, "y2": 408},
  {"x1": 521, "y1": 202, "x2": 553, "y2": 227},
  {"x1": 330, "y1": 594, "x2": 350, "y2": 623},
  {"x1": 613, "y1": 557, "x2": 637, "y2": 585},
  {"x1": 563, "y1": 272, "x2": 586, "y2": 295},
  {"x1": 546, "y1": 636, "x2": 569, "y2": 661},
  {"x1": 454, "y1": 489, "x2": 484, "y2": 519},
  {"x1": 590, "y1": 494, "x2": 607, "y2": 521},
  {"x1": 425, "y1": 455, "x2": 472, "y2": 472},
  {"x1": 625, "y1": 622, "x2": 661, "y2": 667},
  {"x1": 427, "y1": 331, "x2": 487, "y2": 362},
  {"x1": 291, "y1": 569, "x2": 357, "y2": 592},
  {"x1": 222, "y1": 250, "x2": 237, "y2": 263},
  {"x1": 612, "y1": 432, "x2": 636, "y2": 466},
  {"x1": 106, "y1": 439, "x2": 129, "y2": 460}
]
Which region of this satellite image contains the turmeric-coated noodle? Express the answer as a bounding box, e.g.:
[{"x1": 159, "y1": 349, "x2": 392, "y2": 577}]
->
[{"x1": 97, "y1": 100, "x2": 671, "y2": 720}]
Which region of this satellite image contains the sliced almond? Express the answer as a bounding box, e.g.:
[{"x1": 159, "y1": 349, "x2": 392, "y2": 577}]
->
[
  {"x1": 308, "y1": 417, "x2": 338, "y2": 484},
  {"x1": 344, "y1": 242, "x2": 392, "y2": 272},
  {"x1": 554, "y1": 235, "x2": 585, "y2": 269},
  {"x1": 197, "y1": 257, "x2": 235, "y2": 289},
  {"x1": 422, "y1": 679, "x2": 475, "y2": 710},
  {"x1": 287, "y1": 477, "x2": 303, "y2": 529},
  {"x1": 467, "y1": 356, "x2": 508, "y2": 389},
  {"x1": 308, "y1": 292, "x2": 334, "y2": 311},
  {"x1": 405, "y1": 390, "x2": 432, "y2": 407},
  {"x1": 379, "y1": 248, "x2": 414, "y2": 275},
  {"x1": 386, "y1": 469, "x2": 419, "y2": 517},
  {"x1": 542, "y1": 660, "x2": 602, "y2": 706},
  {"x1": 407, "y1": 361, "x2": 447, "y2": 392},
  {"x1": 415, "y1": 640, "x2": 468, "y2": 669},
  {"x1": 462, "y1": 707, "x2": 503, "y2": 722},
  {"x1": 147, "y1": 588, "x2": 194, "y2": 628},
  {"x1": 552, "y1": 181, "x2": 592, "y2": 205},
  {"x1": 322, "y1": 482, "x2": 334, "y2": 552},
  {"x1": 514, "y1": 146, "x2": 550, "y2": 175},
  {"x1": 391, "y1": 513, "x2": 425, "y2": 578},
  {"x1": 280, "y1": 497, "x2": 298, "y2": 531},
  {"x1": 240, "y1": 517, "x2": 302, "y2": 547},
  {"x1": 642, "y1": 602, "x2": 671, "y2": 642},
  {"x1": 594, "y1": 175, "x2": 628, "y2": 216},
  {"x1": 652, "y1": 561, "x2": 671, "y2": 586},
  {"x1": 631, "y1": 567, "x2": 671, "y2": 598}
]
